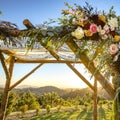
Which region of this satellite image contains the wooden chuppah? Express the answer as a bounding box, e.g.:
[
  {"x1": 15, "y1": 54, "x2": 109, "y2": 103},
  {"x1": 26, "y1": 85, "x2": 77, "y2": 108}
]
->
[{"x1": 0, "y1": 19, "x2": 115, "y2": 120}]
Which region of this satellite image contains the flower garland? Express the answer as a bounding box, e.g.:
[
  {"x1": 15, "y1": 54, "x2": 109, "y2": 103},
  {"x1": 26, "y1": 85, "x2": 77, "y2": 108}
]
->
[{"x1": 59, "y1": 3, "x2": 120, "y2": 74}]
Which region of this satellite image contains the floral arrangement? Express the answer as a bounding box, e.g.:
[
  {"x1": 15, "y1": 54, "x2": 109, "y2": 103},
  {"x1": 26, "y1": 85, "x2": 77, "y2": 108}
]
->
[{"x1": 58, "y1": 2, "x2": 120, "y2": 75}]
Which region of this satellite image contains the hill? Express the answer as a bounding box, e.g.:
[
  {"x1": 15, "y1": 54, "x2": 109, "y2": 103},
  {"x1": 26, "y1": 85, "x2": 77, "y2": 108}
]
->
[
  {"x1": 18, "y1": 86, "x2": 66, "y2": 96},
  {"x1": 0, "y1": 86, "x2": 111, "y2": 100}
]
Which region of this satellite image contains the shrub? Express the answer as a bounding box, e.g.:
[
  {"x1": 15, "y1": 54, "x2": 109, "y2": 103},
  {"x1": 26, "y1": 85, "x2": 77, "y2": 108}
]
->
[
  {"x1": 46, "y1": 105, "x2": 51, "y2": 114},
  {"x1": 36, "y1": 108, "x2": 41, "y2": 115},
  {"x1": 19, "y1": 104, "x2": 28, "y2": 113}
]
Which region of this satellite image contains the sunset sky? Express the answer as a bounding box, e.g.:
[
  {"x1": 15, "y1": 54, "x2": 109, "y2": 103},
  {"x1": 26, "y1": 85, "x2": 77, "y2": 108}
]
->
[{"x1": 0, "y1": 0, "x2": 120, "y2": 88}]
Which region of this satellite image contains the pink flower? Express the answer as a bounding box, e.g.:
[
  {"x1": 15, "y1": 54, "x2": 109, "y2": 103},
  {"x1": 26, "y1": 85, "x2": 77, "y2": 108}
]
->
[
  {"x1": 90, "y1": 24, "x2": 97, "y2": 33},
  {"x1": 70, "y1": 10, "x2": 76, "y2": 16},
  {"x1": 109, "y1": 44, "x2": 119, "y2": 54}
]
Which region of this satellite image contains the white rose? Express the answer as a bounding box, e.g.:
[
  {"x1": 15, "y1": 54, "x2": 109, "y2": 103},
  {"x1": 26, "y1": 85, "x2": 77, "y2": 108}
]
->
[
  {"x1": 71, "y1": 27, "x2": 84, "y2": 39},
  {"x1": 108, "y1": 17, "x2": 118, "y2": 31}
]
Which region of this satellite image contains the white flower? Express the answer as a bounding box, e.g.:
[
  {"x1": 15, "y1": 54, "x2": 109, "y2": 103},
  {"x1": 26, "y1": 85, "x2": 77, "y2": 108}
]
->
[
  {"x1": 71, "y1": 27, "x2": 84, "y2": 39},
  {"x1": 108, "y1": 17, "x2": 118, "y2": 31},
  {"x1": 102, "y1": 34, "x2": 108, "y2": 40},
  {"x1": 109, "y1": 44, "x2": 119, "y2": 54},
  {"x1": 97, "y1": 25, "x2": 102, "y2": 32},
  {"x1": 100, "y1": 29, "x2": 106, "y2": 35},
  {"x1": 103, "y1": 25, "x2": 109, "y2": 30},
  {"x1": 103, "y1": 25, "x2": 110, "y2": 33}
]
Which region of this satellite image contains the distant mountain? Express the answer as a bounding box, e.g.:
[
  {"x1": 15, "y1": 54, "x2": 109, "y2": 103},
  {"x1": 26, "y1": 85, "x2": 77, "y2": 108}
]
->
[
  {"x1": 62, "y1": 87, "x2": 112, "y2": 100},
  {"x1": 0, "y1": 85, "x2": 111, "y2": 100},
  {"x1": 20, "y1": 86, "x2": 66, "y2": 96}
]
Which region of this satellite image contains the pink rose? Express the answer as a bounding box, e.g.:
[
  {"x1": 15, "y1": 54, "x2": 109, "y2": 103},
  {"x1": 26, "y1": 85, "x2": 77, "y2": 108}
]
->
[
  {"x1": 109, "y1": 44, "x2": 119, "y2": 54},
  {"x1": 90, "y1": 24, "x2": 97, "y2": 33}
]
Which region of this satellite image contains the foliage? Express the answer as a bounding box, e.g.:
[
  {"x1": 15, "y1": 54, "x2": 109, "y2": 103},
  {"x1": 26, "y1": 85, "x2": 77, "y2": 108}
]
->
[
  {"x1": 19, "y1": 104, "x2": 28, "y2": 113},
  {"x1": 25, "y1": 104, "x2": 113, "y2": 120},
  {"x1": 45, "y1": 105, "x2": 51, "y2": 114},
  {"x1": 36, "y1": 108, "x2": 41, "y2": 116},
  {"x1": 6, "y1": 92, "x2": 19, "y2": 116},
  {"x1": 0, "y1": 11, "x2": 2, "y2": 15},
  {"x1": 38, "y1": 92, "x2": 62, "y2": 108},
  {"x1": 18, "y1": 91, "x2": 40, "y2": 110}
]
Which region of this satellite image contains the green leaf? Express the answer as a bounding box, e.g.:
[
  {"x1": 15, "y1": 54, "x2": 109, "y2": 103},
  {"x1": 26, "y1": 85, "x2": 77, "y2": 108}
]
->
[
  {"x1": 47, "y1": 41, "x2": 52, "y2": 47},
  {"x1": 0, "y1": 11, "x2": 2, "y2": 14},
  {"x1": 40, "y1": 38, "x2": 48, "y2": 45},
  {"x1": 47, "y1": 32, "x2": 54, "y2": 36},
  {"x1": 41, "y1": 30, "x2": 47, "y2": 36},
  {"x1": 75, "y1": 49, "x2": 81, "y2": 59}
]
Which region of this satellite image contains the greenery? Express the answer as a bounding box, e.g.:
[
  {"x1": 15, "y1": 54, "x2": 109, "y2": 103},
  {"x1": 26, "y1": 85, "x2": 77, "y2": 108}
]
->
[
  {"x1": 0, "y1": 87, "x2": 114, "y2": 119},
  {"x1": 23, "y1": 104, "x2": 114, "y2": 120}
]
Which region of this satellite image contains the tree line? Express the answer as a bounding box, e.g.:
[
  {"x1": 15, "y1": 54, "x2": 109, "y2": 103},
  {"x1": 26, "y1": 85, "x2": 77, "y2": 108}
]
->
[{"x1": 0, "y1": 89, "x2": 112, "y2": 117}]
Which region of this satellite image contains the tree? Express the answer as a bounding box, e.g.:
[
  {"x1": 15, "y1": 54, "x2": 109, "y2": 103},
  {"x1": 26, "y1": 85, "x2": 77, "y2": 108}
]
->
[
  {"x1": 18, "y1": 91, "x2": 40, "y2": 111},
  {"x1": 38, "y1": 92, "x2": 61, "y2": 108},
  {"x1": 6, "y1": 91, "x2": 19, "y2": 116}
]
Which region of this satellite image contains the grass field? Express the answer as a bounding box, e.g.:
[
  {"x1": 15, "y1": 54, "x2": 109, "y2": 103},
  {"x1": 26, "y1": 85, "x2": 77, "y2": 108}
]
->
[{"x1": 23, "y1": 105, "x2": 114, "y2": 120}]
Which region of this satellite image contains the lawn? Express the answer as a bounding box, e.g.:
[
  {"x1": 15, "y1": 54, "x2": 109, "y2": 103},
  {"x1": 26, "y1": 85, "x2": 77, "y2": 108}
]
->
[{"x1": 23, "y1": 106, "x2": 114, "y2": 120}]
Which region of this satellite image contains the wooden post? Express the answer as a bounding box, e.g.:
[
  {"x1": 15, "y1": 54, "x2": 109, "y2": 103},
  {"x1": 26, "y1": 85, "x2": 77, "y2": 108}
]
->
[
  {"x1": 112, "y1": 75, "x2": 120, "y2": 120},
  {"x1": 66, "y1": 39, "x2": 115, "y2": 98},
  {"x1": 93, "y1": 78, "x2": 97, "y2": 120},
  {"x1": 23, "y1": 19, "x2": 61, "y2": 60},
  {"x1": 0, "y1": 53, "x2": 14, "y2": 120}
]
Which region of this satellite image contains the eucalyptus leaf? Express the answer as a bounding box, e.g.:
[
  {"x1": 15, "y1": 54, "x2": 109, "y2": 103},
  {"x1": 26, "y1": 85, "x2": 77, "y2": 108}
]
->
[
  {"x1": 41, "y1": 30, "x2": 47, "y2": 36},
  {"x1": 40, "y1": 38, "x2": 48, "y2": 45},
  {"x1": 75, "y1": 49, "x2": 81, "y2": 59},
  {"x1": 113, "y1": 55, "x2": 119, "y2": 62},
  {"x1": 116, "y1": 30, "x2": 120, "y2": 35},
  {"x1": 47, "y1": 32, "x2": 54, "y2": 36}
]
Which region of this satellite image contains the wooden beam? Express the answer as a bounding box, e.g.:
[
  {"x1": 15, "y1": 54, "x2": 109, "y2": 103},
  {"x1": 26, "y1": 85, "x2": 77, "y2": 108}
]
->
[
  {"x1": 93, "y1": 79, "x2": 97, "y2": 120},
  {"x1": 66, "y1": 39, "x2": 115, "y2": 98},
  {"x1": 0, "y1": 52, "x2": 10, "y2": 80},
  {"x1": 66, "y1": 63, "x2": 94, "y2": 90},
  {"x1": 23, "y1": 19, "x2": 36, "y2": 29},
  {"x1": 9, "y1": 63, "x2": 43, "y2": 91},
  {"x1": 23, "y1": 19, "x2": 61, "y2": 60},
  {"x1": 15, "y1": 59, "x2": 81, "y2": 64},
  {"x1": 0, "y1": 53, "x2": 15, "y2": 120}
]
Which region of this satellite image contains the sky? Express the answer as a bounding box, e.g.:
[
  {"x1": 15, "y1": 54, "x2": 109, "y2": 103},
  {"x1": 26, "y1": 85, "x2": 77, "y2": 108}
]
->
[{"x1": 0, "y1": 0, "x2": 120, "y2": 89}]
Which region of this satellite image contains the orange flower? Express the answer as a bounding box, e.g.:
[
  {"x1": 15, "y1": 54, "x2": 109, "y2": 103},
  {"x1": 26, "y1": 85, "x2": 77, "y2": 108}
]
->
[
  {"x1": 114, "y1": 35, "x2": 120, "y2": 41},
  {"x1": 99, "y1": 15, "x2": 106, "y2": 22},
  {"x1": 76, "y1": 20, "x2": 84, "y2": 27},
  {"x1": 85, "y1": 30, "x2": 93, "y2": 37}
]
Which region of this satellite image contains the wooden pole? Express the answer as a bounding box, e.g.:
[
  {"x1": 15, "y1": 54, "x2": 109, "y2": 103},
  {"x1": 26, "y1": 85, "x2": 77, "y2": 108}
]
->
[
  {"x1": 93, "y1": 78, "x2": 97, "y2": 120},
  {"x1": 0, "y1": 53, "x2": 14, "y2": 120},
  {"x1": 23, "y1": 19, "x2": 61, "y2": 60},
  {"x1": 66, "y1": 39, "x2": 115, "y2": 98}
]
